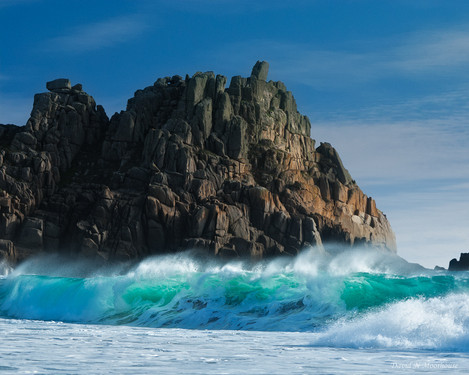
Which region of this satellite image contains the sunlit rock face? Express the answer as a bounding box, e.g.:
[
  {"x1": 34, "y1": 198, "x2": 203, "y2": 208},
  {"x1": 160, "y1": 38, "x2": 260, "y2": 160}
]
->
[{"x1": 0, "y1": 62, "x2": 395, "y2": 263}]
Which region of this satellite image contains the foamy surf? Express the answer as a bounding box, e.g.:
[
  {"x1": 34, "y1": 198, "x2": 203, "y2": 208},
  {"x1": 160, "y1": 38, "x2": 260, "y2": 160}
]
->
[
  {"x1": 1, "y1": 247, "x2": 468, "y2": 351},
  {"x1": 311, "y1": 293, "x2": 469, "y2": 351}
]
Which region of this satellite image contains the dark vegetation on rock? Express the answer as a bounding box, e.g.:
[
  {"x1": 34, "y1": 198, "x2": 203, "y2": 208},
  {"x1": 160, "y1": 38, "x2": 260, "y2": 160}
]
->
[{"x1": 0, "y1": 62, "x2": 396, "y2": 264}]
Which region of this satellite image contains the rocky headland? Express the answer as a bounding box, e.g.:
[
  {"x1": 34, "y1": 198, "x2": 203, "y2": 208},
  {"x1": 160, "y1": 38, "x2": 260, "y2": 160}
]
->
[
  {"x1": 0, "y1": 61, "x2": 396, "y2": 265},
  {"x1": 449, "y1": 253, "x2": 469, "y2": 271}
]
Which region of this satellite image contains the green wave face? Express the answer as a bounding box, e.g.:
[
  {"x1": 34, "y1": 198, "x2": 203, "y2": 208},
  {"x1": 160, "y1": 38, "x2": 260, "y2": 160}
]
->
[
  {"x1": 340, "y1": 273, "x2": 467, "y2": 310},
  {"x1": 1, "y1": 250, "x2": 469, "y2": 332}
]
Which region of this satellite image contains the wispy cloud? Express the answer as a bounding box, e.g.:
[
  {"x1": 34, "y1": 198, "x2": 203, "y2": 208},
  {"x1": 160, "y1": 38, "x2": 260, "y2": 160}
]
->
[
  {"x1": 392, "y1": 28, "x2": 469, "y2": 72},
  {"x1": 379, "y1": 177, "x2": 469, "y2": 267},
  {"x1": 311, "y1": 118, "x2": 469, "y2": 186},
  {"x1": 213, "y1": 26, "x2": 469, "y2": 89},
  {"x1": 388, "y1": 192, "x2": 469, "y2": 268},
  {"x1": 307, "y1": 82, "x2": 469, "y2": 125},
  {"x1": 0, "y1": 0, "x2": 38, "y2": 8},
  {"x1": 151, "y1": 0, "x2": 305, "y2": 14},
  {"x1": 44, "y1": 15, "x2": 149, "y2": 53},
  {"x1": 435, "y1": 182, "x2": 469, "y2": 192}
]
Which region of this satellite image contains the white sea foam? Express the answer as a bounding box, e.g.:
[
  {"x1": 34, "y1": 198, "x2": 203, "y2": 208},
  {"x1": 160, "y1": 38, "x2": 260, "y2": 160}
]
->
[
  {"x1": 2, "y1": 319, "x2": 467, "y2": 374},
  {"x1": 2, "y1": 246, "x2": 468, "y2": 350},
  {"x1": 0, "y1": 259, "x2": 12, "y2": 277},
  {"x1": 311, "y1": 293, "x2": 469, "y2": 351}
]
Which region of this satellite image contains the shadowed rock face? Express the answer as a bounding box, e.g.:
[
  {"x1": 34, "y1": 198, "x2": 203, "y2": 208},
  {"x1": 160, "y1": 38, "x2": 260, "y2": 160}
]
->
[
  {"x1": 449, "y1": 253, "x2": 469, "y2": 271},
  {"x1": 0, "y1": 62, "x2": 396, "y2": 264}
]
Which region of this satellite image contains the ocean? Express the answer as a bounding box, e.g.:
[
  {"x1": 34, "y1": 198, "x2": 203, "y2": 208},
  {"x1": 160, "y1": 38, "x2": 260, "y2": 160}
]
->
[{"x1": 0, "y1": 247, "x2": 468, "y2": 374}]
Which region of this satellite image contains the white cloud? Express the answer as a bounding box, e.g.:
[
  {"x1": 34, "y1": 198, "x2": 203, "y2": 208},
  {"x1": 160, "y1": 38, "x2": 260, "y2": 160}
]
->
[
  {"x1": 311, "y1": 119, "x2": 469, "y2": 185},
  {"x1": 44, "y1": 15, "x2": 149, "y2": 53}
]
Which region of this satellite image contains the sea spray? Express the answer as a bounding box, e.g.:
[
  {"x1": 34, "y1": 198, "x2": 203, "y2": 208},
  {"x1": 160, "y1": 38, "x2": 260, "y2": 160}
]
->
[
  {"x1": 0, "y1": 259, "x2": 12, "y2": 277},
  {"x1": 1, "y1": 247, "x2": 469, "y2": 350},
  {"x1": 311, "y1": 293, "x2": 469, "y2": 351}
]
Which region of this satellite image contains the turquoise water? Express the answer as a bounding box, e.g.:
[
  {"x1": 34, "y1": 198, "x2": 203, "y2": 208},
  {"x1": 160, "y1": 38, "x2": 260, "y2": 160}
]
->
[{"x1": 1, "y1": 248, "x2": 469, "y2": 352}]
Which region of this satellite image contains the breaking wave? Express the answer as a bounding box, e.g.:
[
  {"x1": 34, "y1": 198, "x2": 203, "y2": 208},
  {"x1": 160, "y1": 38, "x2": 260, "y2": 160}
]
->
[{"x1": 1, "y1": 247, "x2": 468, "y2": 350}]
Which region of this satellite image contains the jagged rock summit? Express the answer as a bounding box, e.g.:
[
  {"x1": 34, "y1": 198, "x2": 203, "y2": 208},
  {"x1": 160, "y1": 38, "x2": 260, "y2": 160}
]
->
[{"x1": 0, "y1": 61, "x2": 396, "y2": 264}]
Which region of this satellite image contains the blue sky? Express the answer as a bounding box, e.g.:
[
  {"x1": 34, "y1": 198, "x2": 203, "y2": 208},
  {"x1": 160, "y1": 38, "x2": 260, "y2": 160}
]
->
[{"x1": 1, "y1": 0, "x2": 468, "y2": 267}]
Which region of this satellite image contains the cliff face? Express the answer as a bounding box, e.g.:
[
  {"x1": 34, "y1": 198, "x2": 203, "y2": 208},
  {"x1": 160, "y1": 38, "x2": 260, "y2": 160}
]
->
[{"x1": 0, "y1": 62, "x2": 396, "y2": 264}]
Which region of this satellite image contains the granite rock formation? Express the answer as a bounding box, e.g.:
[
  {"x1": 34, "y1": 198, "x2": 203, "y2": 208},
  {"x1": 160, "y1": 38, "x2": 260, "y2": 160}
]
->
[
  {"x1": 0, "y1": 62, "x2": 396, "y2": 264},
  {"x1": 448, "y1": 253, "x2": 469, "y2": 271}
]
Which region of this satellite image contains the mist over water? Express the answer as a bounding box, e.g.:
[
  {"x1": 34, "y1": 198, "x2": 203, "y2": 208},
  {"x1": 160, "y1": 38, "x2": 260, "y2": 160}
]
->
[{"x1": 1, "y1": 246, "x2": 468, "y2": 351}]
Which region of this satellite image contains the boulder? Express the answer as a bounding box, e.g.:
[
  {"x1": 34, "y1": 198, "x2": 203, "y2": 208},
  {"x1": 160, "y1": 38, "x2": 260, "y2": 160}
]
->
[{"x1": 46, "y1": 78, "x2": 71, "y2": 91}]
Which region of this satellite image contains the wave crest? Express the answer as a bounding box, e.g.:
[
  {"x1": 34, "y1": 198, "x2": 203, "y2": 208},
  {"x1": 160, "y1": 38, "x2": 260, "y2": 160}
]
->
[{"x1": 1, "y1": 247, "x2": 469, "y2": 350}]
